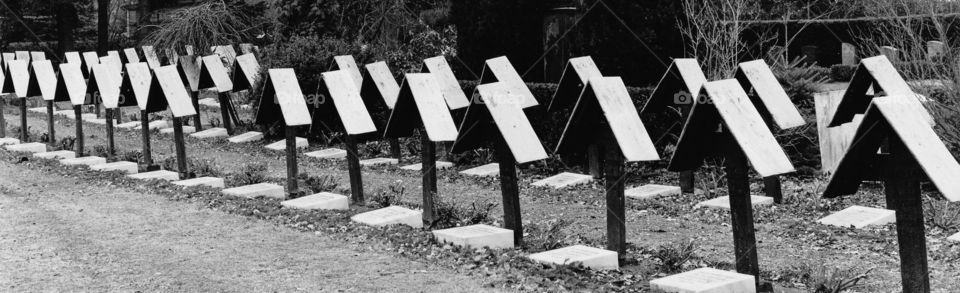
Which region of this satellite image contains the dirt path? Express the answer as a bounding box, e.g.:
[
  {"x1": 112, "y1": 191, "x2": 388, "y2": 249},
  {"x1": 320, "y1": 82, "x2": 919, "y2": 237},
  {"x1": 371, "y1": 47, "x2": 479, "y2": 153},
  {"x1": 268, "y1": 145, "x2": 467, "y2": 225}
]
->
[{"x1": 0, "y1": 159, "x2": 504, "y2": 292}]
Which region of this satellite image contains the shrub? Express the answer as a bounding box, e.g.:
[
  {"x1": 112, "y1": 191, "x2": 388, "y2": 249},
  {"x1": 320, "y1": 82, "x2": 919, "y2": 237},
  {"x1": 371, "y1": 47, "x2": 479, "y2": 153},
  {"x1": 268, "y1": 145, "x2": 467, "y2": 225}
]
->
[
  {"x1": 652, "y1": 239, "x2": 698, "y2": 274},
  {"x1": 296, "y1": 173, "x2": 340, "y2": 197},
  {"x1": 524, "y1": 219, "x2": 574, "y2": 251},
  {"x1": 229, "y1": 163, "x2": 268, "y2": 186},
  {"x1": 829, "y1": 64, "x2": 856, "y2": 82},
  {"x1": 430, "y1": 199, "x2": 497, "y2": 229},
  {"x1": 370, "y1": 180, "x2": 406, "y2": 208}
]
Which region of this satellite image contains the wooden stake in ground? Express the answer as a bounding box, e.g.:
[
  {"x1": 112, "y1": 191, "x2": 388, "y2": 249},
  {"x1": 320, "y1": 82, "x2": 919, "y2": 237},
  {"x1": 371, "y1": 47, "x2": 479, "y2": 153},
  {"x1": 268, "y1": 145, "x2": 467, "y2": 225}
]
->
[
  {"x1": 27, "y1": 60, "x2": 59, "y2": 145},
  {"x1": 555, "y1": 76, "x2": 660, "y2": 262},
  {"x1": 668, "y1": 79, "x2": 795, "y2": 286},
  {"x1": 384, "y1": 73, "x2": 459, "y2": 227},
  {"x1": 824, "y1": 96, "x2": 960, "y2": 293},
  {"x1": 177, "y1": 55, "x2": 204, "y2": 131},
  {"x1": 151, "y1": 65, "x2": 198, "y2": 178},
  {"x1": 121, "y1": 62, "x2": 161, "y2": 170},
  {"x1": 89, "y1": 63, "x2": 127, "y2": 158},
  {"x1": 3, "y1": 60, "x2": 31, "y2": 142},
  {"x1": 198, "y1": 55, "x2": 236, "y2": 134},
  {"x1": 452, "y1": 82, "x2": 549, "y2": 246},
  {"x1": 734, "y1": 59, "x2": 807, "y2": 204},
  {"x1": 55, "y1": 63, "x2": 89, "y2": 156},
  {"x1": 256, "y1": 68, "x2": 314, "y2": 198},
  {"x1": 359, "y1": 61, "x2": 403, "y2": 161},
  {"x1": 639, "y1": 59, "x2": 708, "y2": 194},
  {"x1": 320, "y1": 70, "x2": 378, "y2": 202}
]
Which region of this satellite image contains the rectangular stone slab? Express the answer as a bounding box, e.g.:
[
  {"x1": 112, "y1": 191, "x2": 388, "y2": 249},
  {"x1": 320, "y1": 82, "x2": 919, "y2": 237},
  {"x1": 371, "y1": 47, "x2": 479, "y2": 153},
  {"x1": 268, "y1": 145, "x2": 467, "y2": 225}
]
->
[
  {"x1": 128, "y1": 170, "x2": 180, "y2": 181},
  {"x1": 228, "y1": 131, "x2": 263, "y2": 143},
  {"x1": 305, "y1": 148, "x2": 347, "y2": 160},
  {"x1": 222, "y1": 183, "x2": 285, "y2": 199},
  {"x1": 265, "y1": 138, "x2": 308, "y2": 151},
  {"x1": 459, "y1": 163, "x2": 499, "y2": 177},
  {"x1": 350, "y1": 206, "x2": 422, "y2": 228},
  {"x1": 818, "y1": 205, "x2": 896, "y2": 229},
  {"x1": 432, "y1": 224, "x2": 514, "y2": 249},
  {"x1": 531, "y1": 172, "x2": 593, "y2": 189},
  {"x1": 696, "y1": 195, "x2": 774, "y2": 210},
  {"x1": 280, "y1": 192, "x2": 349, "y2": 210},
  {"x1": 400, "y1": 161, "x2": 453, "y2": 171},
  {"x1": 0, "y1": 138, "x2": 20, "y2": 146},
  {"x1": 527, "y1": 245, "x2": 618, "y2": 270},
  {"x1": 5, "y1": 142, "x2": 47, "y2": 153},
  {"x1": 28, "y1": 107, "x2": 47, "y2": 113},
  {"x1": 359, "y1": 158, "x2": 398, "y2": 167},
  {"x1": 61, "y1": 156, "x2": 107, "y2": 166},
  {"x1": 91, "y1": 161, "x2": 140, "y2": 174},
  {"x1": 625, "y1": 184, "x2": 681, "y2": 200},
  {"x1": 116, "y1": 121, "x2": 142, "y2": 129},
  {"x1": 173, "y1": 177, "x2": 225, "y2": 188},
  {"x1": 949, "y1": 232, "x2": 960, "y2": 243},
  {"x1": 160, "y1": 126, "x2": 195, "y2": 134},
  {"x1": 190, "y1": 127, "x2": 229, "y2": 139},
  {"x1": 650, "y1": 268, "x2": 756, "y2": 293},
  {"x1": 198, "y1": 98, "x2": 220, "y2": 107},
  {"x1": 147, "y1": 120, "x2": 169, "y2": 130},
  {"x1": 84, "y1": 118, "x2": 106, "y2": 125},
  {"x1": 33, "y1": 150, "x2": 76, "y2": 160}
]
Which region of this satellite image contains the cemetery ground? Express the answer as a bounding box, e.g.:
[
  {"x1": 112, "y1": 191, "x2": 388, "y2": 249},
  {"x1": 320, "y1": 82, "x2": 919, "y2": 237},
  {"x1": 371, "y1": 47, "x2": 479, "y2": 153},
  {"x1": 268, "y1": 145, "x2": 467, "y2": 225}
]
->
[{"x1": 2, "y1": 104, "x2": 960, "y2": 292}]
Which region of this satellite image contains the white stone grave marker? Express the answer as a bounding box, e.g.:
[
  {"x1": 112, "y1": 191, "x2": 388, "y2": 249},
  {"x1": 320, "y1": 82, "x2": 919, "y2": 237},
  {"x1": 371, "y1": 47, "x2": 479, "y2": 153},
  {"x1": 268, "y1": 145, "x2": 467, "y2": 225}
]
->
[
  {"x1": 696, "y1": 195, "x2": 774, "y2": 210},
  {"x1": 532, "y1": 172, "x2": 593, "y2": 189},
  {"x1": 173, "y1": 177, "x2": 225, "y2": 188},
  {"x1": 305, "y1": 148, "x2": 347, "y2": 160},
  {"x1": 33, "y1": 150, "x2": 76, "y2": 160},
  {"x1": 949, "y1": 232, "x2": 960, "y2": 243},
  {"x1": 228, "y1": 131, "x2": 264, "y2": 143},
  {"x1": 191, "y1": 127, "x2": 229, "y2": 139},
  {"x1": 432, "y1": 224, "x2": 514, "y2": 249},
  {"x1": 400, "y1": 161, "x2": 453, "y2": 171},
  {"x1": 223, "y1": 183, "x2": 285, "y2": 199},
  {"x1": 265, "y1": 137, "x2": 307, "y2": 151},
  {"x1": 128, "y1": 170, "x2": 180, "y2": 181},
  {"x1": 281, "y1": 192, "x2": 349, "y2": 210},
  {"x1": 0, "y1": 138, "x2": 20, "y2": 146},
  {"x1": 625, "y1": 184, "x2": 681, "y2": 200},
  {"x1": 650, "y1": 267, "x2": 756, "y2": 293},
  {"x1": 359, "y1": 157, "x2": 398, "y2": 167},
  {"x1": 817, "y1": 205, "x2": 896, "y2": 229},
  {"x1": 91, "y1": 161, "x2": 139, "y2": 174},
  {"x1": 161, "y1": 126, "x2": 195, "y2": 135},
  {"x1": 527, "y1": 245, "x2": 618, "y2": 270},
  {"x1": 60, "y1": 156, "x2": 107, "y2": 166},
  {"x1": 5, "y1": 142, "x2": 46, "y2": 153},
  {"x1": 459, "y1": 163, "x2": 499, "y2": 177},
  {"x1": 350, "y1": 206, "x2": 423, "y2": 228}
]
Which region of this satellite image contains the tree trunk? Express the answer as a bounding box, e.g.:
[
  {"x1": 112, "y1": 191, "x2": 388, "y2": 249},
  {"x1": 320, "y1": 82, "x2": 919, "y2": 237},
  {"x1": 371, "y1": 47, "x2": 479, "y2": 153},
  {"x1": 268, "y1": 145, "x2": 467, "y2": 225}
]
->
[{"x1": 54, "y1": 0, "x2": 79, "y2": 53}]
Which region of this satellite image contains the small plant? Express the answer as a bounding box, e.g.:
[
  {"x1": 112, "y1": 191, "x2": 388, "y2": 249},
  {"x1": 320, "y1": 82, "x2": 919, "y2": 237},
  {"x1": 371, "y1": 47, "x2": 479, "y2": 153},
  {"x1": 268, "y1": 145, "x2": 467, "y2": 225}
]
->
[
  {"x1": 231, "y1": 163, "x2": 268, "y2": 185},
  {"x1": 430, "y1": 199, "x2": 497, "y2": 229},
  {"x1": 924, "y1": 196, "x2": 960, "y2": 231},
  {"x1": 120, "y1": 150, "x2": 142, "y2": 163},
  {"x1": 780, "y1": 261, "x2": 872, "y2": 293},
  {"x1": 207, "y1": 117, "x2": 221, "y2": 128},
  {"x1": 296, "y1": 172, "x2": 340, "y2": 196},
  {"x1": 370, "y1": 180, "x2": 405, "y2": 208},
  {"x1": 56, "y1": 137, "x2": 76, "y2": 151},
  {"x1": 91, "y1": 145, "x2": 110, "y2": 158},
  {"x1": 189, "y1": 159, "x2": 221, "y2": 178},
  {"x1": 652, "y1": 239, "x2": 698, "y2": 274},
  {"x1": 524, "y1": 219, "x2": 573, "y2": 251}
]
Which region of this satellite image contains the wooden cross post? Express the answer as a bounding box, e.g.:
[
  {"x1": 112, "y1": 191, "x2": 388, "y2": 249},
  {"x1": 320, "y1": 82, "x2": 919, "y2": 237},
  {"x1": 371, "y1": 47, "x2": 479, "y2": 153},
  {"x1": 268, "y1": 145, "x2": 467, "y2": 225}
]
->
[
  {"x1": 172, "y1": 117, "x2": 189, "y2": 178},
  {"x1": 383, "y1": 73, "x2": 459, "y2": 228},
  {"x1": 722, "y1": 132, "x2": 760, "y2": 279},
  {"x1": 74, "y1": 105, "x2": 84, "y2": 156},
  {"x1": 18, "y1": 97, "x2": 27, "y2": 142},
  {"x1": 45, "y1": 100, "x2": 54, "y2": 144},
  {"x1": 345, "y1": 134, "x2": 364, "y2": 203},
  {"x1": 601, "y1": 138, "x2": 626, "y2": 256},
  {"x1": 140, "y1": 110, "x2": 155, "y2": 169},
  {"x1": 359, "y1": 61, "x2": 404, "y2": 163},
  {"x1": 285, "y1": 124, "x2": 299, "y2": 197},
  {"x1": 105, "y1": 108, "x2": 115, "y2": 158},
  {"x1": 669, "y1": 79, "x2": 797, "y2": 286},
  {"x1": 191, "y1": 91, "x2": 202, "y2": 131},
  {"x1": 883, "y1": 137, "x2": 928, "y2": 292},
  {"x1": 420, "y1": 127, "x2": 438, "y2": 224},
  {"x1": 0, "y1": 100, "x2": 6, "y2": 137},
  {"x1": 493, "y1": 135, "x2": 523, "y2": 245},
  {"x1": 218, "y1": 92, "x2": 234, "y2": 134}
]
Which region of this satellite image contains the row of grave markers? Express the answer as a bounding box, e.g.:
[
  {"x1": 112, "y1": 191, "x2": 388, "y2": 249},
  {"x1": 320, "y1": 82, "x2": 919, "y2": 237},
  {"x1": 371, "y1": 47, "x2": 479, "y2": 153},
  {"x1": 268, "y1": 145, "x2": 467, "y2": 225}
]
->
[
  {"x1": 839, "y1": 40, "x2": 948, "y2": 65},
  {"x1": 2, "y1": 44, "x2": 958, "y2": 292}
]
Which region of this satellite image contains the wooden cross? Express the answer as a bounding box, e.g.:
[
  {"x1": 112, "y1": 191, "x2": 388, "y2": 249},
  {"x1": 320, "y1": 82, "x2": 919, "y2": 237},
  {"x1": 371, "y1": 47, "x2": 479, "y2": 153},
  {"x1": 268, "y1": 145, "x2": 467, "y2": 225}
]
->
[
  {"x1": 669, "y1": 79, "x2": 795, "y2": 286},
  {"x1": 211, "y1": 45, "x2": 238, "y2": 69},
  {"x1": 547, "y1": 56, "x2": 604, "y2": 177},
  {"x1": 359, "y1": 61, "x2": 402, "y2": 160},
  {"x1": 259, "y1": 68, "x2": 314, "y2": 198},
  {"x1": 322, "y1": 70, "x2": 378, "y2": 202},
  {"x1": 734, "y1": 59, "x2": 807, "y2": 204},
  {"x1": 198, "y1": 55, "x2": 237, "y2": 134},
  {"x1": 152, "y1": 65, "x2": 198, "y2": 178},
  {"x1": 384, "y1": 73, "x2": 459, "y2": 227},
  {"x1": 639, "y1": 58, "x2": 708, "y2": 194},
  {"x1": 232, "y1": 53, "x2": 261, "y2": 92},
  {"x1": 121, "y1": 62, "x2": 160, "y2": 170},
  {"x1": 824, "y1": 96, "x2": 960, "y2": 293},
  {"x1": 556, "y1": 76, "x2": 660, "y2": 262},
  {"x1": 2, "y1": 60, "x2": 31, "y2": 142},
  {"x1": 830, "y1": 55, "x2": 931, "y2": 127},
  {"x1": 421, "y1": 56, "x2": 471, "y2": 111},
  {"x1": 90, "y1": 63, "x2": 129, "y2": 158},
  {"x1": 330, "y1": 55, "x2": 363, "y2": 90},
  {"x1": 81, "y1": 51, "x2": 100, "y2": 76},
  {"x1": 55, "y1": 63, "x2": 89, "y2": 156},
  {"x1": 178, "y1": 55, "x2": 204, "y2": 131},
  {"x1": 27, "y1": 60, "x2": 59, "y2": 146},
  {"x1": 452, "y1": 82, "x2": 548, "y2": 245}
]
